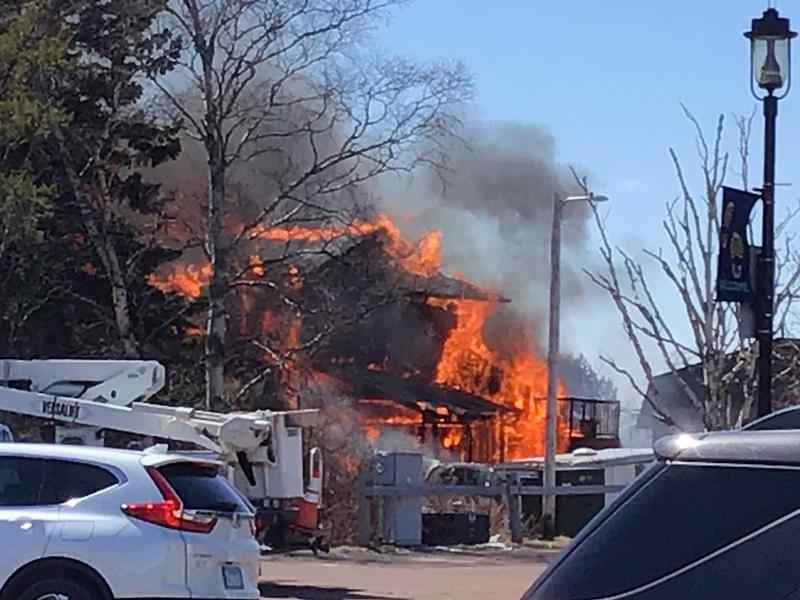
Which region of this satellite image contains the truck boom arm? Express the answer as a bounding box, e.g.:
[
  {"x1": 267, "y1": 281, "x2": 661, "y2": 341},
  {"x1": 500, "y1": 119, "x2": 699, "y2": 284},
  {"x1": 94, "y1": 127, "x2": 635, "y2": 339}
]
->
[
  {"x1": 0, "y1": 359, "x2": 165, "y2": 406},
  {"x1": 0, "y1": 359, "x2": 318, "y2": 458},
  {"x1": 0, "y1": 385, "x2": 225, "y2": 451},
  {"x1": 0, "y1": 359, "x2": 322, "y2": 511}
]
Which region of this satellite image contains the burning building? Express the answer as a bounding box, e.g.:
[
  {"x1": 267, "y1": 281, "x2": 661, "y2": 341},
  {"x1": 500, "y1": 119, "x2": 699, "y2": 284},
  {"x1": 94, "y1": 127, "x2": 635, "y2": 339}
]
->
[{"x1": 148, "y1": 212, "x2": 616, "y2": 463}]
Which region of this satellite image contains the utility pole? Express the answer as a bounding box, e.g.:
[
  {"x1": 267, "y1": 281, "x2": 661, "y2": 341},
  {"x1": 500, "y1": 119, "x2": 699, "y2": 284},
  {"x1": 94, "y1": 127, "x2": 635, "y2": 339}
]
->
[
  {"x1": 542, "y1": 192, "x2": 608, "y2": 539},
  {"x1": 542, "y1": 193, "x2": 562, "y2": 540}
]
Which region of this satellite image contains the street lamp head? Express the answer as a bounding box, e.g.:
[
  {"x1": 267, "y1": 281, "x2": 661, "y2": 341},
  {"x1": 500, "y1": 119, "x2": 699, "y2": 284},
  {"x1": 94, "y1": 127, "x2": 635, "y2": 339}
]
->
[
  {"x1": 563, "y1": 193, "x2": 609, "y2": 204},
  {"x1": 745, "y1": 8, "x2": 796, "y2": 99}
]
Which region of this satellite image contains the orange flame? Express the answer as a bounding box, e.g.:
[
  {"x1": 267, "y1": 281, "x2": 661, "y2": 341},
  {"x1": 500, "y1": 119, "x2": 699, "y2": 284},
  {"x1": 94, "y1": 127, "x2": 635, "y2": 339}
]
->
[
  {"x1": 147, "y1": 263, "x2": 211, "y2": 298},
  {"x1": 362, "y1": 414, "x2": 422, "y2": 443},
  {"x1": 441, "y1": 426, "x2": 463, "y2": 450},
  {"x1": 249, "y1": 255, "x2": 264, "y2": 276},
  {"x1": 147, "y1": 213, "x2": 441, "y2": 299},
  {"x1": 185, "y1": 324, "x2": 204, "y2": 337},
  {"x1": 248, "y1": 214, "x2": 442, "y2": 277},
  {"x1": 428, "y1": 298, "x2": 569, "y2": 460}
]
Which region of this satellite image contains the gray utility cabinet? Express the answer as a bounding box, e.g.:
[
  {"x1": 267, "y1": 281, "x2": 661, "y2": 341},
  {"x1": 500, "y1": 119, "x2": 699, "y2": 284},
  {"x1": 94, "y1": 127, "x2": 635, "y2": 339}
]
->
[{"x1": 374, "y1": 452, "x2": 422, "y2": 546}]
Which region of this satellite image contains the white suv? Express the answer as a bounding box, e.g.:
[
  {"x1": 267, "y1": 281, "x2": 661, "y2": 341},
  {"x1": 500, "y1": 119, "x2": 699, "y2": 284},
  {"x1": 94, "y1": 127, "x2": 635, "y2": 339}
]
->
[{"x1": 0, "y1": 443, "x2": 260, "y2": 600}]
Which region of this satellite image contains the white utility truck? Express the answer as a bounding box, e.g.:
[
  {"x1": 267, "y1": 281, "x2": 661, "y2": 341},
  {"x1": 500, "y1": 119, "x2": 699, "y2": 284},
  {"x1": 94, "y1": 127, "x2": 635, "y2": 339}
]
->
[{"x1": 0, "y1": 359, "x2": 324, "y2": 551}]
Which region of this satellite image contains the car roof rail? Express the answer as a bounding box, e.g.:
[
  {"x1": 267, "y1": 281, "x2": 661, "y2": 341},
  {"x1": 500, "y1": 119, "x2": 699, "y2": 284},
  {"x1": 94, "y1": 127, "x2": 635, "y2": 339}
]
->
[{"x1": 743, "y1": 406, "x2": 800, "y2": 431}]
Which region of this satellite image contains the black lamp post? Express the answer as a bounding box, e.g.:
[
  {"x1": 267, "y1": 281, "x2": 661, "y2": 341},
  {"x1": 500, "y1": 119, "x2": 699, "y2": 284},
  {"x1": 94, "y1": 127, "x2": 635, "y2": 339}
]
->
[{"x1": 745, "y1": 8, "x2": 796, "y2": 418}]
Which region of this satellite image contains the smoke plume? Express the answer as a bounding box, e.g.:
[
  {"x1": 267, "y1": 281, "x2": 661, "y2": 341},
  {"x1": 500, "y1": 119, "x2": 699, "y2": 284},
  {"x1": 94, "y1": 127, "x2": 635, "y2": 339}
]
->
[{"x1": 377, "y1": 121, "x2": 596, "y2": 353}]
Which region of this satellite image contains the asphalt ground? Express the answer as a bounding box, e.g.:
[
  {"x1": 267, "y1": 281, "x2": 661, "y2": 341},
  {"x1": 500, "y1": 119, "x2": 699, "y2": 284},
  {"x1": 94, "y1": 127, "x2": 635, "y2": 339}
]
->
[{"x1": 259, "y1": 547, "x2": 555, "y2": 600}]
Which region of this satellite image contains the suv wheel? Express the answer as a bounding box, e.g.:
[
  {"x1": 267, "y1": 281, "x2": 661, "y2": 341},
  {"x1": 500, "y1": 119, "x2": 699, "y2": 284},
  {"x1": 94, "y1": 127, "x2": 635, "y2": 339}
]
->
[{"x1": 17, "y1": 579, "x2": 96, "y2": 600}]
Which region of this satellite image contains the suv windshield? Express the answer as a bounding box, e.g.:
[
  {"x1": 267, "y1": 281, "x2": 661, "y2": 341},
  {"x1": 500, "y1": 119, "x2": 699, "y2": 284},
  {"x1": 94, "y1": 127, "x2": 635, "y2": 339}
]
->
[
  {"x1": 527, "y1": 462, "x2": 800, "y2": 599},
  {"x1": 158, "y1": 462, "x2": 251, "y2": 513}
]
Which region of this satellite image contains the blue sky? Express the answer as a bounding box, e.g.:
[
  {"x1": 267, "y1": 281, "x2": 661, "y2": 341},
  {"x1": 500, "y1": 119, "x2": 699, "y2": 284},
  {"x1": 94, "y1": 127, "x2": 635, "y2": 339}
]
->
[
  {"x1": 377, "y1": 1, "x2": 800, "y2": 407},
  {"x1": 378, "y1": 1, "x2": 798, "y2": 234}
]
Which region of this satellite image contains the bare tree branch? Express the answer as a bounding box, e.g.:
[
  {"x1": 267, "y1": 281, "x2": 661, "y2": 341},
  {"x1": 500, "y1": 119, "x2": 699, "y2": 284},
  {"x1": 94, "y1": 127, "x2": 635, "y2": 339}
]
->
[
  {"x1": 150, "y1": 0, "x2": 472, "y2": 406},
  {"x1": 584, "y1": 108, "x2": 798, "y2": 432}
]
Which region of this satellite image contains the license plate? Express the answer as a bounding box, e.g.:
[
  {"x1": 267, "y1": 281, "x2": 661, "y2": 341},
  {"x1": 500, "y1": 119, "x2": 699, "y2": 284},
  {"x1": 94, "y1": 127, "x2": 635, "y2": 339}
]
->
[{"x1": 222, "y1": 565, "x2": 244, "y2": 590}]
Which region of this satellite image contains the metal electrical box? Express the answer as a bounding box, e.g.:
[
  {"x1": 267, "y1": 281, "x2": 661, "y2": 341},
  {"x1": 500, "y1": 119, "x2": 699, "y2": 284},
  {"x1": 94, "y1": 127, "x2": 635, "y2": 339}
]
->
[{"x1": 374, "y1": 452, "x2": 422, "y2": 546}]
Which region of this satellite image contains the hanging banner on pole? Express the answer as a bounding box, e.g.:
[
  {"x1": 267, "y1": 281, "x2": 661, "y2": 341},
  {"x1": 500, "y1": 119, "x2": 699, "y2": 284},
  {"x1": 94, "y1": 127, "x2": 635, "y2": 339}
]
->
[{"x1": 716, "y1": 186, "x2": 759, "y2": 303}]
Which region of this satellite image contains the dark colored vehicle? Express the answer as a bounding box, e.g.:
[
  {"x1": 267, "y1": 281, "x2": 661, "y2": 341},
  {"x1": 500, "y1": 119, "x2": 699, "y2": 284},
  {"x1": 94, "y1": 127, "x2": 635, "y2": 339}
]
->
[
  {"x1": 425, "y1": 461, "x2": 497, "y2": 487},
  {"x1": 522, "y1": 427, "x2": 800, "y2": 600}
]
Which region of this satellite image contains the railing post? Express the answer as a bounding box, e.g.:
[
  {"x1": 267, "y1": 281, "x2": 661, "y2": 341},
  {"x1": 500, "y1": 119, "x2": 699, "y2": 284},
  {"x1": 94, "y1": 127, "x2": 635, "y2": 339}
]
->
[
  {"x1": 506, "y1": 473, "x2": 523, "y2": 544},
  {"x1": 357, "y1": 465, "x2": 371, "y2": 546}
]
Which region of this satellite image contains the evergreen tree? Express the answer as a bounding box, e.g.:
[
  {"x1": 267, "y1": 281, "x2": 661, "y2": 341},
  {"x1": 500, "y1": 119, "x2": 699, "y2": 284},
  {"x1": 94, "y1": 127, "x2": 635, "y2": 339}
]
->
[{"x1": 0, "y1": 1, "x2": 202, "y2": 392}]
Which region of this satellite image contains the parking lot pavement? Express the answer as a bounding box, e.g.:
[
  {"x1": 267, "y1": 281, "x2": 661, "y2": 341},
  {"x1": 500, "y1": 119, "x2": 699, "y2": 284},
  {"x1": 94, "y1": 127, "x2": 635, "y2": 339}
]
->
[{"x1": 259, "y1": 549, "x2": 552, "y2": 599}]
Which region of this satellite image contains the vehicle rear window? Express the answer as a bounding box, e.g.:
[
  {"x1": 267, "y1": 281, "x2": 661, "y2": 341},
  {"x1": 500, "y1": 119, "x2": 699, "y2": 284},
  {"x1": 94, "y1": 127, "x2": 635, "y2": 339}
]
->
[
  {"x1": 159, "y1": 462, "x2": 249, "y2": 512},
  {"x1": 40, "y1": 460, "x2": 119, "y2": 504},
  {"x1": 0, "y1": 457, "x2": 46, "y2": 506},
  {"x1": 531, "y1": 464, "x2": 800, "y2": 599}
]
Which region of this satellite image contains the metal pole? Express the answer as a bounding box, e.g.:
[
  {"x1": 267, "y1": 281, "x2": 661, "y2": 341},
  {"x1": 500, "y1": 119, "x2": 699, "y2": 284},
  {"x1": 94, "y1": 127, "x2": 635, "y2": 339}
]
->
[
  {"x1": 357, "y1": 466, "x2": 371, "y2": 546},
  {"x1": 543, "y1": 193, "x2": 562, "y2": 539},
  {"x1": 757, "y1": 94, "x2": 777, "y2": 418},
  {"x1": 506, "y1": 473, "x2": 523, "y2": 544}
]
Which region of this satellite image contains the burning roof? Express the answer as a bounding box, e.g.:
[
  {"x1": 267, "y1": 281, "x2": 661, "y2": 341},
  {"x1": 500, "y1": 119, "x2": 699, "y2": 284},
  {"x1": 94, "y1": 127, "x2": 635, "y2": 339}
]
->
[
  {"x1": 310, "y1": 233, "x2": 508, "y2": 303},
  {"x1": 324, "y1": 366, "x2": 513, "y2": 419}
]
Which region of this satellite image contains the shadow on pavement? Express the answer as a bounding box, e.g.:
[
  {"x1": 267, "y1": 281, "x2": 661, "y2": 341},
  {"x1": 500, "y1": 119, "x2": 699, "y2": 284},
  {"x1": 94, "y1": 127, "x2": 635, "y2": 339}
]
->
[{"x1": 259, "y1": 582, "x2": 411, "y2": 600}]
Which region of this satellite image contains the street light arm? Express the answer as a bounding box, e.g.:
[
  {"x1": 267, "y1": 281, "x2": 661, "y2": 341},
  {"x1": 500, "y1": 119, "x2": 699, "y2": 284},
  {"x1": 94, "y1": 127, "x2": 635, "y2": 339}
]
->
[{"x1": 563, "y1": 193, "x2": 609, "y2": 204}]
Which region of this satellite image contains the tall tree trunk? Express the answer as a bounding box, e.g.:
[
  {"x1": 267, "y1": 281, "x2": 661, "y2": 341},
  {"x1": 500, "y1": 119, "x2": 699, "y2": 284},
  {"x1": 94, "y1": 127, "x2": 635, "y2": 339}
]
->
[
  {"x1": 82, "y1": 212, "x2": 140, "y2": 359},
  {"x1": 62, "y1": 152, "x2": 141, "y2": 360},
  {"x1": 205, "y1": 143, "x2": 228, "y2": 410},
  {"x1": 103, "y1": 240, "x2": 139, "y2": 359}
]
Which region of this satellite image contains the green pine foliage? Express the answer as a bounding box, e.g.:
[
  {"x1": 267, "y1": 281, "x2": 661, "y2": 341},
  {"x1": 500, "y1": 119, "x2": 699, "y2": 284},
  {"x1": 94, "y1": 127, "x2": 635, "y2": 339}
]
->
[{"x1": 0, "y1": 1, "x2": 202, "y2": 397}]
